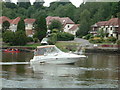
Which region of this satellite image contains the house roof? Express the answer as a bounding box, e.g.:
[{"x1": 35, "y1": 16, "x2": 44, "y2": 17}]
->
[
  {"x1": 60, "y1": 17, "x2": 75, "y2": 24},
  {"x1": 105, "y1": 18, "x2": 119, "y2": 26},
  {"x1": 46, "y1": 16, "x2": 60, "y2": 25},
  {"x1": 0, "y1": 16, "x2": 20, "y2": 24},
  {"x1": 69, "y1": 24, "x2": 79, "y2": 31},
  {"x1": 97, "y1": 21, "x2": 108, "y2": 26},
  {"x1": 24, "y1": 19, "x2": 36, "y2": 24},
  {"x1": 46, "y1": 16, "x2": 75, "y2": 25},
  {"x1": 92, "y1": 21, "x2": 107, "y2": 27},
  {"x1": 92, "y1": 18, "x2": 120, "y2": 27},
  {"x1": 10, "y1": 17, "x2": 21, "y2": 24},
  {"x1": 0, "y1": 16, "x2": 11, "y2": 24}
]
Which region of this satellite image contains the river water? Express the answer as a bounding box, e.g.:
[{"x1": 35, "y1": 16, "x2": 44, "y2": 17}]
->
[{"x1": 1, "y1": 52, "x2": 119, "y2": 88}]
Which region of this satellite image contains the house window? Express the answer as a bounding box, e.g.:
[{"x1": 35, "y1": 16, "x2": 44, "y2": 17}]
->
[
  {"x1": 111, "y1": 34, "x2": 113, "y2": 37},
  {"x1": 110, "y1": 27, "x2": 112, "y2": 30},
  {"x1": 68, "y1": 25, "x2": 70, "y2": 28}
]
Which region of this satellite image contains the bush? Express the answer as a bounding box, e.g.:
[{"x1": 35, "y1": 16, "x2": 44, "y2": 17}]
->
[
  {"x1": 11, "y1": 31, "x2": 27, "y2": 46},
  {"x1": 48, "y1": 20, "x2": 63, "y2": 31},
  {"x1": 116, "y1": 40, "x2": 120, "y2": 45},
  {"x1": 33, "y1": 38, "x2": 38, "y2": 43},
  {"x1": 48, "y1": 33, "x2": 57, "y2": 45},
  {"x1": 89, "y1": 37, "x2": 104, "y2": 43},
  {"x1": 3, "y1": 31, "x2": 27, "y2": 46},
  {"x1": 52, "y1": 29, "x2": 59, "y2": 33},
  {"x1": 57, "y1": 32, "x2": 74, "y2": 41},
  {"x1": 83, "y1": 34, "x2": 93, "y2": 40},
  {"x1": 27, "y1": 37, "x2": 33, "y2": 42},
  {"x1": 3, "y1": 31, "x2": 15, "y2": 43},
  {"x1": 105, "y1": 37, "x2": 117, "y2": 43}
]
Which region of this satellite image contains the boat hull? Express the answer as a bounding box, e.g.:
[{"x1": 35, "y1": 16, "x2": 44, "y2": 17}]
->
[
  {"x1": 3, "y1": 50, "x2": 20, "y2": 53},
  {"x1": 30, "y1": 54, "x2": 86, "y2": 65}
]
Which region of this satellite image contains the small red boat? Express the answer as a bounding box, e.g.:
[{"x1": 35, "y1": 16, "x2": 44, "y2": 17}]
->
[{"x1": 3, "y1": 48, "x2": 20, "y2": 53}]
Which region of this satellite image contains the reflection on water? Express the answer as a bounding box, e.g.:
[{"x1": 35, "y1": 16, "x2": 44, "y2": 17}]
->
[{"x1": 1, "y1": 52, "x2": 119, "y2": 88}]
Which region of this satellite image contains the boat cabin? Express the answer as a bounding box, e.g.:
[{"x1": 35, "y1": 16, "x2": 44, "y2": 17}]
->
[{"x1": 35, "y1": 45, "x2": 61, "y2": 56}]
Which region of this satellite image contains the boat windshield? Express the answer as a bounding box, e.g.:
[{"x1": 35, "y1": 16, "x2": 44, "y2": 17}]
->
[{"x1": 36, "y1": 46, "x2": 61, "y2": 55}]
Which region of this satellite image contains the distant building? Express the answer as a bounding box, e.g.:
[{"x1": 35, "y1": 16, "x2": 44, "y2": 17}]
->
[
  {"x1": 9, "y1": 17, "x2": 21, "y2": 32},
  {"x1": 0, "y1": 16, "x2": 36, "y2": 37},
  {"x1": 90, "y1": 21, "x2": 108, "y2": 36},
  {"x1": 46, "y1": 16, "x2": 79, "y2": 35},
  {"x1": 90, "y1": 18, "x2": 120, "y2": 39},
  {"x1": 0, "y1": 16, "x2": 10, "y2": 30},
  {"x1": 24, "y1": 18, "x2": 36, "y2": 37},
  {"x1": 0, "y1": 16, "x2": 20, "y2": 32}
]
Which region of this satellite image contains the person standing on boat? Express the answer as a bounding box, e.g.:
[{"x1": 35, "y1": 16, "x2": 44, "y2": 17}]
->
[{"x1": 34, "y1": 49, "x2": 37, "y2": 55}]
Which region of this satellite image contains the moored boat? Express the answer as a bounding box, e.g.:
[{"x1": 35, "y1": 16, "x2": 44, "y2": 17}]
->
[{"x1": 3, "y1": 48, "x2": 20, "y2": 53}]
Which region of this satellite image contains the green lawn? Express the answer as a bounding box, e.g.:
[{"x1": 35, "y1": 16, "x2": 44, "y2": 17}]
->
[
  {"x1": 2, "y1": 43, "x2": 41, "y2": 48},
  {"x1": 2, "y1": 41, "x2": 80, "y2": 52},
  {"x1": 24, "y1": 43, "x2": 41, "y2": 48},
  {"x1": 25, "y1": 41, "x2": 80, "y2": 52},
  {"x1": 55, "y1": 41, "x2": 80, "y2": 52}
]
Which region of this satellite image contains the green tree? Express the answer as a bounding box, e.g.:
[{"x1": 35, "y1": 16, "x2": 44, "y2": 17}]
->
[
  {"x1": 76, "y1": 9, "x2": 91, "y2": 37},
  {"x1": 17, "y1": 0, "x2": 31, "y2": 9},
  {"x1": 17, "y1": 18, "x2": 25, "y2": 31},
  {"x1": 12, "y1": 31, "x2": 27, "y2": 46},
  {"x1": 33, "y1": 0, "x2": 44, "y2": 9},
  {"x1": 48, "y1": 20, "x2": 63, "y2": 31},
  {"x1": 3, "y1": 31, "x2": 27, "y2": 45},
  {"x1": 57, "y1": 32, "x2": 74, "y2": 41},
  {"x1": 111, "y1": 2, "x2": 120, "y2": 17},
  {"x1": 2, "y1": 21, "x2": 10, "y2": 32},
  {"x1": 4, "y1": 2, "x2": 17, "y2": 9},
  {"x1": 3, "y1": 31, "x2": 15, "y2": 43},
  {"x1": 35, "y1": 13, "x2": 47, "y2": 41},
  {"x1": 27, "y1": 6, "x2": 35, "y2": 18},
  {"x1": 76, "y1": 20, "x2": 90, "y2": 37},
  {"x1": 48, "y1": 33, "x2": 57, "y2": 45}
]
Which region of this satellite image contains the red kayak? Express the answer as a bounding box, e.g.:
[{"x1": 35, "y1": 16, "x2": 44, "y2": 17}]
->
[{"x1": 3, "y1": 49, "x2": 20, "y2": 53}]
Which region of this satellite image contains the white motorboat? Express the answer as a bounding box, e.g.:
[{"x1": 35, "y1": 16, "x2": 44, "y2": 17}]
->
[{"x1": 30, "y1": 45, "x2": 86, "y2": 64}]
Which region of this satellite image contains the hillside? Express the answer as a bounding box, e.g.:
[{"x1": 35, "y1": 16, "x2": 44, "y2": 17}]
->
[{"x1": 1, "y1": 1, "x2": 120, "y2": 37}]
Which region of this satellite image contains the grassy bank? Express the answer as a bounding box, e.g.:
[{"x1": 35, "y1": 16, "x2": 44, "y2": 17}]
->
[
  {"x1": 3, "y1": 41, "x2": 80, "y2": 52},
  {"x1": 55, "y1": 41, "x2": 79, "y2": 52},
  {"x1": 24, "y1": 43, "x2": 41, "y2": 48}
]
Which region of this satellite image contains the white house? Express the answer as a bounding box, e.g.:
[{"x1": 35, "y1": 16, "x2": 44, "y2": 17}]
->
[
  {"x1": 46, "y1": 16, "x2": 79, "y2": 35},
  {"x1": 0, "y1": 16, "x2": 20, "y2": 32},
  {"x1": 90, "y1": 18, "x2": 120, "y2": 39},
  {"x1": 9, "y1": 17, "x2": 21, "y2": 32},
  {"x1": 24, "y1": 18, "x2": 36, "y2": 37}
]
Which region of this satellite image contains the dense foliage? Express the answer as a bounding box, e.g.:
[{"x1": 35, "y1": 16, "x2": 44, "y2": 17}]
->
[
  {"x1": 2, "y1": 21, "x2": 10, "y2": 32},
  {"x1": 3, "y1": 31, "x2": 28, "y2": 46},
  {"x1": 48, "y1": 33, "x2": 57, "y2": 45},
  {"x1": 1, "y1": 1, "x2": 120, "y2": 44},
  {"x1": 17, "y1": 18, "x2": 25, "y2": 31},
  {"x1": 57, "y1": 32, "x2": 74, "y2": 41},
  {"x1": 48, "y1": 20, "x2": 63, "y2": 31},
  {"x1": 34, "y1": 12, "x2": 47, "y2": 41}
]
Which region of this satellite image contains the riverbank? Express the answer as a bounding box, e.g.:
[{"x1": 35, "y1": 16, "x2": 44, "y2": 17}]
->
[
  {"x1": 2, "y1": 41, "x2": 80, "y2": 52},
  {"x1": 85, "y1": 48, "x2": 120, "y2": 54},
  {"x1": 2, "y1": 41, "x2": 120, "y2": 54}
]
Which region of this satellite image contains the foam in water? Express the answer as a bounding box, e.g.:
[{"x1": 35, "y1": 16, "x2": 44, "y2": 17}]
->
[{"x1": 0, "y1": 62, "x2": 30, "y2": 65}]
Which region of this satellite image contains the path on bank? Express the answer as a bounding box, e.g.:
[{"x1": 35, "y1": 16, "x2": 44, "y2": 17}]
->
[
  {"x1": 57, "y1": 38, "x2": 93, "y2": 48},
  {"x1": 74, "y1": 38, "x2": 93, "y2": 46}
]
